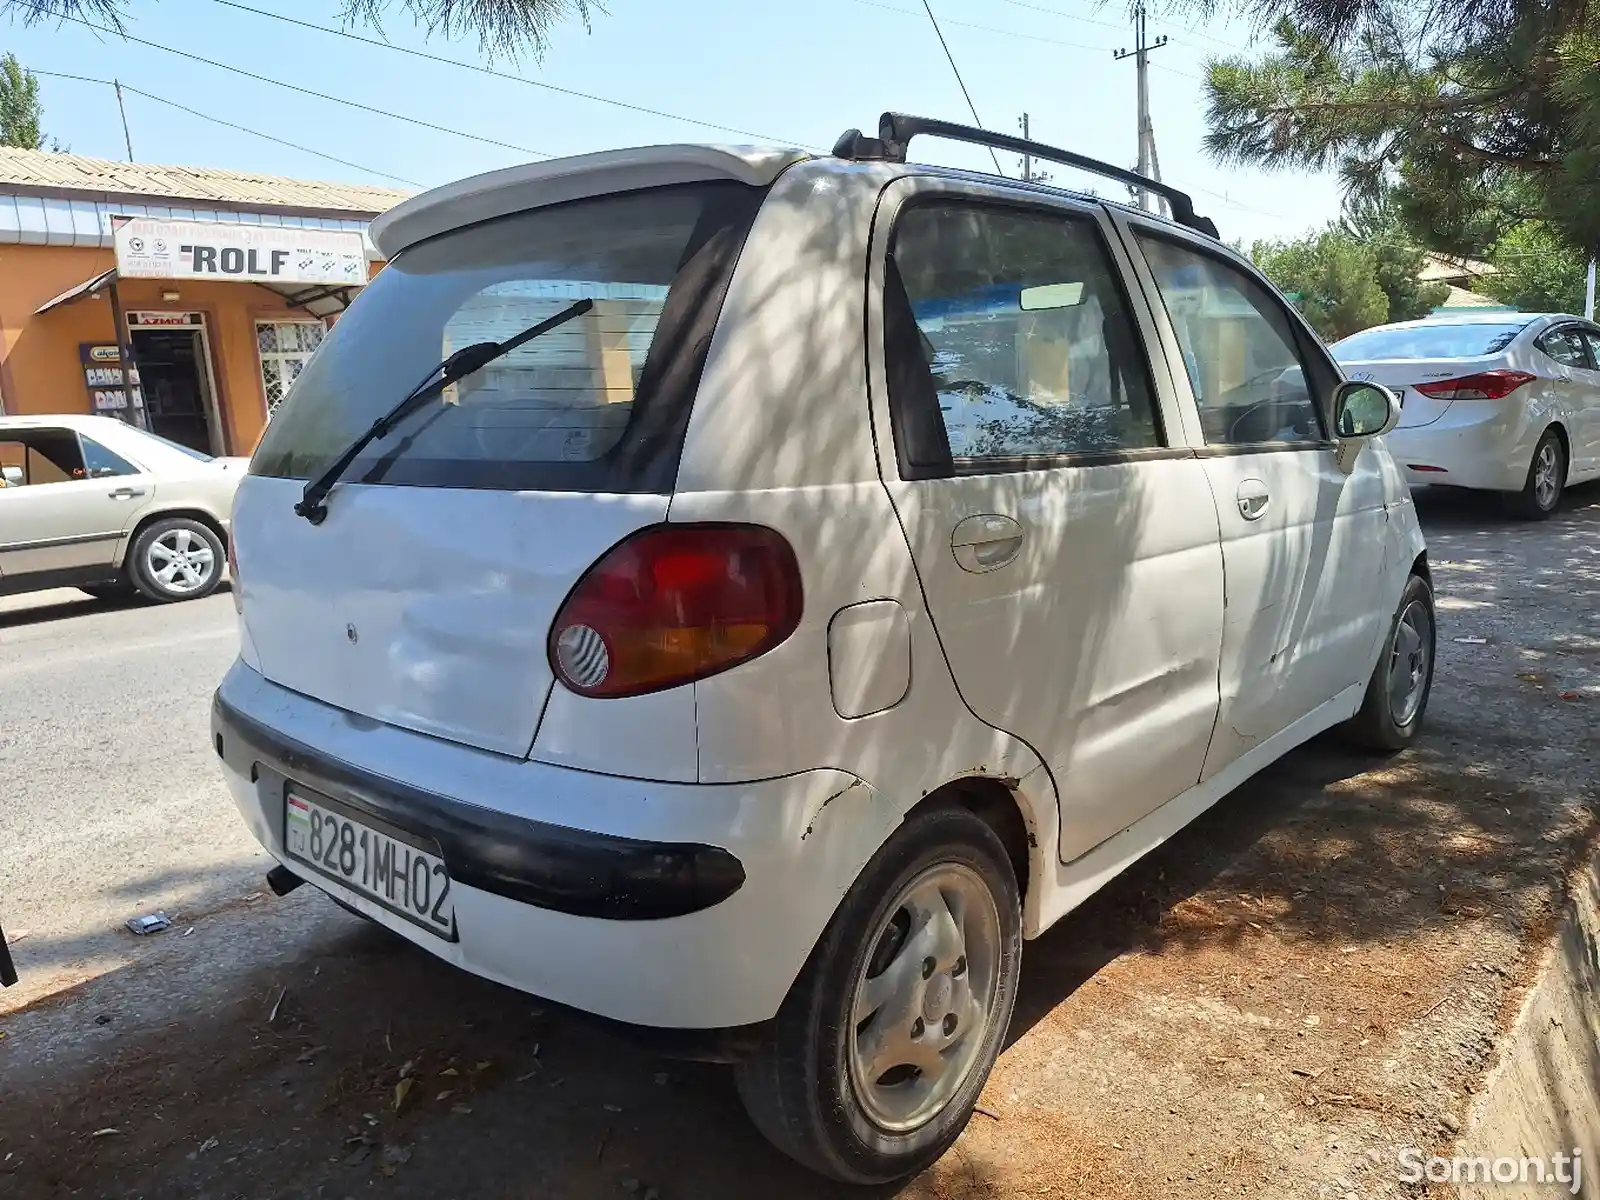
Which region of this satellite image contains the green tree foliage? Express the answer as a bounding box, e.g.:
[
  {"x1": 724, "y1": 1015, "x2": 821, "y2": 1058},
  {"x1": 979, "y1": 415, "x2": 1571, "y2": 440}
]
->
[
  {"x1": 1251, "y1": 228, "x2": 1390, "y2": 341},
  {"x1": 1197, "y1": 3, "x2": 1600, "y2": 259},
  {"x1": 0, "y1": 52, "x2": 45, "y2": 149},
  {"x1": 1480, "y1": 224, "x2": 1590, "y2": 313},
  {"x1": 1338, "y1": 189, "x2": 1451, "y2": 321},
  {"x1": 0, "y1": 0, "x2": 590, "y2": 57}
]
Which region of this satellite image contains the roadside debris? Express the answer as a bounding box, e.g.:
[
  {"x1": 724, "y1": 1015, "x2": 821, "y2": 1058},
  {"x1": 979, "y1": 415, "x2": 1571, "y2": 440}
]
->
[
  {"x1": 268, "y1": 987, "x2": 287, "y2": 1023},
  {"x1": 125, "y1": 913, "x2": 171, "y2": 936},
  {"x1": 89, "y1": 1129, "x2": 120, "y2": 1139},
  {"x1": 393, "y1": 1078, "x2": 415, "y2": 1114},
  {"x1": 1452, "y1": 635, "x2": 1488, "y2": 645},
  {"x1": 379, "y1": 1144, "x2": 412, "y2": 1177}
]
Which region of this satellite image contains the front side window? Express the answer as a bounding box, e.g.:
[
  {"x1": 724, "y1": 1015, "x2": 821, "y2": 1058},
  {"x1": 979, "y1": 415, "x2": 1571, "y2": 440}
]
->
[
  {"x1": 886, "y1": 200, "x2": 1161, "y2": 472},
  {"x1": 1538, "y1": 326, "x2": 1593, "y2": 369},
  {"x1": 0, "y1": 430, "x2": 86, "y2": 486},
  {"x1": 251, "y1": 182, "x2": 765, "y2": 494},
  {"x1": 1137, "y1": 235, "x2": 1327, "y2": 446},
  {"x1": 1580, "y1": 328, "x2": 1600, "y2": 369}
]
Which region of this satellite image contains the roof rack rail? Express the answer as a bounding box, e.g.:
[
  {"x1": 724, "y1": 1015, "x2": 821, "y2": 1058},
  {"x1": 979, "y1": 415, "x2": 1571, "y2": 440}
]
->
[{"x1": 832, "y1": 112, "x2": 1219, "y2": 240}]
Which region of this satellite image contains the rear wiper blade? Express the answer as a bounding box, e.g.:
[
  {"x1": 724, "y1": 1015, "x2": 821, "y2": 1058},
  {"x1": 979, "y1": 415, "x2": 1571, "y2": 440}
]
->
[{"x1": 294, "y1": 297, "x2": 595, "y2": 525}]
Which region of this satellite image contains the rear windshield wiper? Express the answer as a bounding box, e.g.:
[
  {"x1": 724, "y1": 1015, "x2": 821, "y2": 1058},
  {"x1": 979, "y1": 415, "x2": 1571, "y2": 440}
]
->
[{"x1": 294, "y1": 297, "x2": 595, "y2": 525}]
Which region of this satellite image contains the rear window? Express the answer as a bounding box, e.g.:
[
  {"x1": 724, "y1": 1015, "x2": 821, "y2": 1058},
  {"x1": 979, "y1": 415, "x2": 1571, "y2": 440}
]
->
[
  {"x1": 251, "y1": 181, "x2": 765, "y2": 493},
  {"x1": 1332, "y1": 322, "x2": 1529, "y2": 361}
]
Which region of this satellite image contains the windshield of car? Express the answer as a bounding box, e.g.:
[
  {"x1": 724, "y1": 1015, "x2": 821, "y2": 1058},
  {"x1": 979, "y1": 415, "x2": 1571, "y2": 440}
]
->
[
  {"x1": 250, "y1": 181, "x2": 764, "y2": 494},
  {"x1": 1332, "y1": 322, "x2": 1529, "y2": 361}
]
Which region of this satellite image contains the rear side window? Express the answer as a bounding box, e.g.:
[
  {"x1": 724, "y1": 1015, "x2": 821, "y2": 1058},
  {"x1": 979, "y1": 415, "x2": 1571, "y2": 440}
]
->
[
  {"x1": 885, "y1": 200, "x2": 1161, "y2": 476},
  {"x1": 81, "y1": 435, "x2": 139, "y2": 478},
  {"x1": 1137, "y1": 235, "x2": 1329, "y2": 447},
  {"x1": 1537, "y1": 327, "x2": 1594, "y2": 369},
  {"x1": 251, "y1": 182, "x2": 765, "y2": 493}
]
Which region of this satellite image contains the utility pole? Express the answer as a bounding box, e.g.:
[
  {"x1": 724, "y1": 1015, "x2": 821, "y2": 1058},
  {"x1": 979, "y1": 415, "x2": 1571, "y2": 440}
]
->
[
  {"x1": 1113, "y1": 1, "x2": 1167, "y2": 212},
  {"x1": 1019, "y1": 112, "x2": 1032, "y2": 183},
  {"x1": 1586, "y1": 258, "x2": 1596, "y2": 321},
  {"x1": 113, "y1": 79, "x2": 134, "y2": 162}
]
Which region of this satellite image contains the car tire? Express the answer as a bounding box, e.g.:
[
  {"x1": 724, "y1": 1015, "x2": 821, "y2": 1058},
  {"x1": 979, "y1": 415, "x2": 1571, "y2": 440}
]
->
[
  {"x1": 1344, "y1": 572, "x2": 1436, "y2": 752},
  {"x1": 129, "y1": 517, "x2": 226, "y2": 603},
  {"x1": 734, "y1": 802, "x2": 1022, "y2": 1184},
  {"x1": 1509, "y1": 428, "x2": 1566, "y2": 520}
]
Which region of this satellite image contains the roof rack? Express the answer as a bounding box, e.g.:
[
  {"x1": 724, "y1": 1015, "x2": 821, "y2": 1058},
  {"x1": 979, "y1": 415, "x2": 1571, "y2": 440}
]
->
[{"x1": 832, "y1": 112, "x2": 1219, "y2": 240}]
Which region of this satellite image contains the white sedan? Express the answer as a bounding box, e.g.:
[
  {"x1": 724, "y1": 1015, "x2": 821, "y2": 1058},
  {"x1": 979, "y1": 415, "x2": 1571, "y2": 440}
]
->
[
  {"x1": 0, "y1": 413, "x2": 246, "y2": 603},
  {"x1": 1332, "y1": 312, "x2": 1600, "y2": 518}
]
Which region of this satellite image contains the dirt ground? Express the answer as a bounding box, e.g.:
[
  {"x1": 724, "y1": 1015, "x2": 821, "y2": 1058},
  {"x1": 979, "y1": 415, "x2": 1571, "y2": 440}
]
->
[{"x1": 2, "y1": 484, "x2": 1597, "y2": 1200}]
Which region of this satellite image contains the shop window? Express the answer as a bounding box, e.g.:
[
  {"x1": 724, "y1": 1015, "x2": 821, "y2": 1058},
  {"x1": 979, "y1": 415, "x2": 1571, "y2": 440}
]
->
[{"x1": 256, "y1": 321, "x2": 326, "y2": 417}]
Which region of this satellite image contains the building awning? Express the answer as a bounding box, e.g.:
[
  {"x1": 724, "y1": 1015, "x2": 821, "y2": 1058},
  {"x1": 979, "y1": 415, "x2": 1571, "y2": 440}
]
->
[
  {"x1": 32, "y1": 267, "x2": 360, "y2": 319},
  {"x1": 253, "y1": 279, "x2": 360, "y2": 319},
  {"x1": 35, "y1": 267, "x2": 117, "y2": 314}
]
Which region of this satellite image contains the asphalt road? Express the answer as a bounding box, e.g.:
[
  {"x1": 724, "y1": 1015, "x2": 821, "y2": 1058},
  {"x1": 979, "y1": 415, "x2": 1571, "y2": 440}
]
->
[{"x1": 0, "y1": 587, "x2": 266, "y2": 1008}]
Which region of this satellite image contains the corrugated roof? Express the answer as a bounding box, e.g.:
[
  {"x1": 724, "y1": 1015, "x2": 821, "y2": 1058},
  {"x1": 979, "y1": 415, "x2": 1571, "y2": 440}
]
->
[{"x1": 0, "y1": 146, "x2": 410, "y2": 215}]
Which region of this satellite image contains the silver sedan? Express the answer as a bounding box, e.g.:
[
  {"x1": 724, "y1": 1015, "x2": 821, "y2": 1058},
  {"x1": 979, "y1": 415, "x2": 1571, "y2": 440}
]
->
[{"x1": 0, "y1": 413, "x2": 245, "y2": 603}]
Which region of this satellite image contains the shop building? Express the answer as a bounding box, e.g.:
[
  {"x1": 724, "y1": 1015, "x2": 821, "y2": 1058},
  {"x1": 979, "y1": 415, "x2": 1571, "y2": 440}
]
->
[{"x1": 0, "y1": 146, "x2": 409, "y2": 455}]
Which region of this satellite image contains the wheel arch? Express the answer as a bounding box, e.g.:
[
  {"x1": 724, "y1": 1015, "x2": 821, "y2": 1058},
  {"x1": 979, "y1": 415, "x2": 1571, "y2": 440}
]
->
[
  {"x1": 902, "y1": 775, "x2": 1038, "y2": 931},
  {"x1": 117, "y1": 507, "x2": 229, "y2": 568}
]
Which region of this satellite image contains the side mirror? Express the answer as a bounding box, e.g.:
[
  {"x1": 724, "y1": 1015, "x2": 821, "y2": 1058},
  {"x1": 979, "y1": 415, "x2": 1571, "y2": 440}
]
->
[{"x1": 1333, "y1": 380, "x2": 1399, "y2": 439}]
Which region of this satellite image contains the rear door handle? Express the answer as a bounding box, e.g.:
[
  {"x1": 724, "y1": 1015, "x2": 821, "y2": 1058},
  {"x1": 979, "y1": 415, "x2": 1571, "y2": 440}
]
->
[
  {"x1": 108, "y1": 486, "x2": 146, "y2": 499},
  {"x1": 951, "y1": 514, "x2": 1025, "y2": 573},
  {"x1": 1236, "y1": 479, "x2": 1270, "y2": 521}
]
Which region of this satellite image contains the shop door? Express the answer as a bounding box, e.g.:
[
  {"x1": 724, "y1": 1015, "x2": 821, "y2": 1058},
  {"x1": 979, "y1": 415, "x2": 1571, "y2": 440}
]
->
[{"x1": 132, "y1": 328, "x2": 215, "y2": 454}]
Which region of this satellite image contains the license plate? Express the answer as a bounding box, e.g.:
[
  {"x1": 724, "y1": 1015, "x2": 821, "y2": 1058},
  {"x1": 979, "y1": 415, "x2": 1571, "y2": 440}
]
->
[{"x1": 284, "y1": 791, "x2": 456, "y2": 939}]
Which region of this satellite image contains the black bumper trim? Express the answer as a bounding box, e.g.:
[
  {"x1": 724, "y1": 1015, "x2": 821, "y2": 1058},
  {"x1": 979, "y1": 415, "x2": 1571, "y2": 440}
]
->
[{"x1": 212, "y1": 691, "x2": 745, "y2": 921}]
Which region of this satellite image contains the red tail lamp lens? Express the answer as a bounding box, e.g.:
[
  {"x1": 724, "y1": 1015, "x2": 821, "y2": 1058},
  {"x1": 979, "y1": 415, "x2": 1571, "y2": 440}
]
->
[
  {"x1": 549, "y1": 525, "x2": 803, "y2": 699},
  {"x1": 1413, "y1": 370, "x2": 1536, "y2": 401}
]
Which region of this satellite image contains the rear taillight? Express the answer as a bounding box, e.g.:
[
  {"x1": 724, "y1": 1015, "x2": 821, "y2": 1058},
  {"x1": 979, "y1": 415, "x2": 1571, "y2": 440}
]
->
[
  {"x1": 1413, "y1": 369, "x2": 1536, "y2": 401},
  {"x1": 549, "y1": 524, "x2": 803, "y2": 699}
]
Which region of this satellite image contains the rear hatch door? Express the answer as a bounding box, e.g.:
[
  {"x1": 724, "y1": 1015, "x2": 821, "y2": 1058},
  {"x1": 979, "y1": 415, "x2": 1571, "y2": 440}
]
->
[{"x1": 236, "y1": 180, "x2": 764, "y2": 757}]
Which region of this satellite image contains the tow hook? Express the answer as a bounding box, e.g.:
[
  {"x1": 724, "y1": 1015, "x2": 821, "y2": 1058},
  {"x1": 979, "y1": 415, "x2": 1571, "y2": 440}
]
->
[{"x1": 266, "y1": 865, "x2": 304, "y2": 896}]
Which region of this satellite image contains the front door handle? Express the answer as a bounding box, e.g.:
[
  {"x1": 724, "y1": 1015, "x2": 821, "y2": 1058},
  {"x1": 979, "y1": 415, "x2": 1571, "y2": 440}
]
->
[
  {"x1": 951, "y1": 514, "x2": 1025, "y2": 573},
  {"x1": 1236, "y1": 478, "x2": 1270, "y2": 521},
  {"x1": 108, "y1": 486, "x2": 147, "y2": 499}
]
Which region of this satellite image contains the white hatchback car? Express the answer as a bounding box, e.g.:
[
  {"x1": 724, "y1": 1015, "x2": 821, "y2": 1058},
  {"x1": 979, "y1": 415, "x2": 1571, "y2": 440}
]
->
[
  {"x1": 1332, "y1": 311, "x2": 1600, "y2": 517},
  {"x1": 213, "y1": 115, "x2": 1433, "y2": 1183},
  {"x1": 0, "y1": 413, "x2": 245, "y2": 603}
]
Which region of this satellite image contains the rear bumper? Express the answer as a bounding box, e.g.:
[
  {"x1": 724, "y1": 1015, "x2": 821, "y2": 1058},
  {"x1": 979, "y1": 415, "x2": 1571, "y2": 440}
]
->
[
  {"x1": 1386, "y1": 402, "x2": 1537, "y2": 492},
  {"x1": 214, "y1": 694, "x2": 746, "y2": 921},
  {"x1": 211, "y1": 660, "x2": 898, "y2": 1030}
]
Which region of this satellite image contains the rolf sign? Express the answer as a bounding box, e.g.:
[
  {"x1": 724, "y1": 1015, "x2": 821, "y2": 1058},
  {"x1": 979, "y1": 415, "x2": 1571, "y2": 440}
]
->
[{"x1": 113, "y1": 216, "x2": 368, "y2": 289}]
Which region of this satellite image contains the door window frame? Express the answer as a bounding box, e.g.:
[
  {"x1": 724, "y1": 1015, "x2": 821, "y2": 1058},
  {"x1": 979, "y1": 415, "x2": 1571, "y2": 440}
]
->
[
  {"x1": 1107, "y1": 209, "x2": 1341, "y2": 456},
  {"x1": 868, "y1": 176, "x2": 1199, "y2": 483}
]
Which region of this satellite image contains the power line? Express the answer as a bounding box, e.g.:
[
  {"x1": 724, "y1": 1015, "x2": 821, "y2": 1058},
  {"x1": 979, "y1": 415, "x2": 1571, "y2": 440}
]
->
[
  {"x1": 849, "y1": 0, "x2": 1114, "y2": 53},
  {"x1": 991, "y1": 0, "x2": 1250, "y2": 55},
  {"x1": 213, "y1": 0, "x2": 807, "y2": 147},
  {"x1": 919, "y1": 0, "x2": 1006, "y2": 174},
  {"x1": 46, "y1": 13, "x2": 552, "y2": 160},
  {"x1": 33, "y1": 69, "x2": 421, "y2": 185}
]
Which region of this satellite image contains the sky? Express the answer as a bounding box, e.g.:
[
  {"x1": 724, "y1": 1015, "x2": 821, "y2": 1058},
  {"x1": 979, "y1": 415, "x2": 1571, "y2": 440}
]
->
[{"x1": 3, "y1": 0, "x2": 1345, "y2": 244}]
